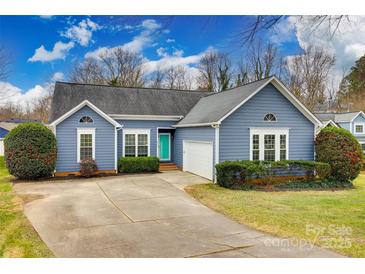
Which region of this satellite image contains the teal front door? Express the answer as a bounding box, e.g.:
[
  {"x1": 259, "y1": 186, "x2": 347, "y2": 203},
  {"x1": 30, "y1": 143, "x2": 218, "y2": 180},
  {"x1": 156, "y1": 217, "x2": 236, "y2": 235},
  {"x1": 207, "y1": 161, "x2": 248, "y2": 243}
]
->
[{"x1": 159, "y1": 134, "x2": 170, "y2": 161}]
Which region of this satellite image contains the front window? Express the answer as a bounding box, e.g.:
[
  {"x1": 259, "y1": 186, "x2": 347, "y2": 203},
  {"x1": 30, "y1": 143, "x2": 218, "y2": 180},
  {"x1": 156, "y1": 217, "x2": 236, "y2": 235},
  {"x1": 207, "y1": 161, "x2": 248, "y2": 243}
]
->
[
  {"x1": 361, "y1": 143, "x2": 365, "y2": 156},
  {"x1": 123, "y1": 129, "x2": 150, "y2": 157},
  {"x1": 250, "y1": 129, "x2": 288, "y2": 161},
  {"x1": 77, "y1": 128, "x2": 95, "y2": 162},
  {"x1": 264, "y1": 135, "x2": 276, "y2": 161},
  {"x1": 355, "y1": 124, "x2": 364, "y2": 134},
  {"x1": 79, "y1": 116, "x2": 93, "y2": 123}
]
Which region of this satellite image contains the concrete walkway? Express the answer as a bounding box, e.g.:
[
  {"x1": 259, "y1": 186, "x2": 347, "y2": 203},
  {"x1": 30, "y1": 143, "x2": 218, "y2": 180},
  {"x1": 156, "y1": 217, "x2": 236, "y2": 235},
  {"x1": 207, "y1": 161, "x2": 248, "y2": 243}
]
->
[{"x1": 14, "y1": 171, "x2": 343, "y2": 258}]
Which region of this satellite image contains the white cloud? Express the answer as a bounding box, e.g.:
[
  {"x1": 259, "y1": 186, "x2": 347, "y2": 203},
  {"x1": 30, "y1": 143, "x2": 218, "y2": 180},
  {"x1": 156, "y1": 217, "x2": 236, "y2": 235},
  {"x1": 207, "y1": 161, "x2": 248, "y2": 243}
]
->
[
  {"x1": 166, "y1": 38, "x2": 175, "y2": 43},
  {"x1": 61, "y1": 18, "x2": 101, "y2": 47},
  {"x1": 156, "y1": 47, "x2": 168, "y2": 57},
  {"x1": 28, "y1": 41, "x2": 75, "y2": 63},
  {"x1": 274, "y1": 16, "x2": 365, "y2": 88},
  {"x1": 0, "y1": 81, "x2": 52, "y2": 110},
  {"x1": 51, "y1": 72, "x2": 64, "y2": 82},
  {"x1": 39, "y1": 15, "x2": 54, "y2": 20},
  {"x1": 85, "y1": 19, "x2": 162, "y2": 59}
]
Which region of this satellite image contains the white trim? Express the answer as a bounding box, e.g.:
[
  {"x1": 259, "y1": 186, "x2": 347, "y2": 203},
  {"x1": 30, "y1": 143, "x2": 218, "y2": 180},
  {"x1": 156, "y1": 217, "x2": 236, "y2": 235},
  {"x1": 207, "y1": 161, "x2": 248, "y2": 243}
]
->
[
  {"x1": 323, "y1": 120, "x2": 338, "y2": 128},
  {"x1": 249, "y1": 128, "x2": 289, "y2": 161},
  {"x1": 158, "y1": 133, "x2": 171, "y2": 161},
  {"x1": 50, "y1": 100, "x2": 122, "y2": 128},
  {"x1": 109, "y1": 114, "x2": 183, "y2": 121},
  {"x1": 354, "y1": 123, "x2": 365, "y2": 135},
  {"x1": 214, "y1": 125, "x2": 220, "y2": 184},
  {"x1": 77, "y1": 128, "x2": 95, "y2": 163},
  {"x1": 173, "y1": 122, "x2": 218, "y2": 128},
  {"x1": 263, "y1": 113, "x2": 278, "y2": 122},
  {"x1": 350, "y1": 111, "x2": 365, "y2": 122},
  {"x1": 122, "y1": 128, "x2": 151, "y2": 157}
]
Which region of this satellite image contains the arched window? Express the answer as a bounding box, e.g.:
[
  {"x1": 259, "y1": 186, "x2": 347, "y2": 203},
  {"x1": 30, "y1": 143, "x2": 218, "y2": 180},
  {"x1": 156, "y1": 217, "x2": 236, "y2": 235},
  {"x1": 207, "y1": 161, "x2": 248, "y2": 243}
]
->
[
  {"x1": 79, "y1": 116, "x2": 94, "y2": 123},
  {"x1": 264, "y1": 113, "x2": 277, "y2": 122}
]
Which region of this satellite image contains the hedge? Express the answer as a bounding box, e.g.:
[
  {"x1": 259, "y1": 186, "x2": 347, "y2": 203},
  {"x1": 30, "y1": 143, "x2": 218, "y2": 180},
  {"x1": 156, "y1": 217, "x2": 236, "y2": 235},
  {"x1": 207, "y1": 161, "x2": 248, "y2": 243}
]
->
[
  {"x1": 215, "y1": 160, "x2": 331, "y2": 189},
  {"x1": 4, "y1": 123, "x2": 57, "y2": 179},
  {"x1": 118, "y1": 157, "x2": 159, "y2": 173},
  {"x1": 316, "y1": 126, "x2": 363, "y2": 181}
]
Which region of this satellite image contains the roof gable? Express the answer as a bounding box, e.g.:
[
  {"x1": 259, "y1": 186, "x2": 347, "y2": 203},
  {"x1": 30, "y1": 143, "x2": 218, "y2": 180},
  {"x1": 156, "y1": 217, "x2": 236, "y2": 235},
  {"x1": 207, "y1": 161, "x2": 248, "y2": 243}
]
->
[
  {"x1": 50, "y1": 100, "x2": 122, "y2": 128},
  {"x1": 175, "y1": 76, "x2": 321, "y2": 127}
]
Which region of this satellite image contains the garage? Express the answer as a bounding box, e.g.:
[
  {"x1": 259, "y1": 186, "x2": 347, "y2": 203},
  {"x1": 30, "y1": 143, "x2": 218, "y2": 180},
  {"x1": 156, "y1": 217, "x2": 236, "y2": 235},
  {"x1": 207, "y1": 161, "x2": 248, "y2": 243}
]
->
[{"x1": 183, "y1": 140, "x2": 213, "y2": 180}]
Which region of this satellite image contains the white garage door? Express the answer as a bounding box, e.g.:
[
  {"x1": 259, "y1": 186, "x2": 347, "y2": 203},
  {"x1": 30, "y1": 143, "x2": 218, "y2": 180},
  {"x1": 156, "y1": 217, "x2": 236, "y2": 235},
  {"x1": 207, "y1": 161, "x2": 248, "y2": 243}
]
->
[
  {"x1": 0, "y1": 139, "x2": 4, "y2": 156},
  {"x1": 183, "y1": 140, "x2": 213, "y2": 180}
]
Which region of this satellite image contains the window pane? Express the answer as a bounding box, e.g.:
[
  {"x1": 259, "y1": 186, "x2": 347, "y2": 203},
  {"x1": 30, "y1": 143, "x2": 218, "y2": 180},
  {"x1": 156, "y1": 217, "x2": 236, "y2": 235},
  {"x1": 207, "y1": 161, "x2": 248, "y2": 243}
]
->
[
  {"x1": 138, "y1": 134, "x2": 148, "y2": 145},
  {"x1": 80, "y1": 134, "x2": 92, "y2": 147},
  {"x1": 264, "y1": 135, "x2": 275, "y2": 149},
  {"x1": 80, "y1": 147, "x2": 92, "y2": 160},
  {"x1": 125, "y1": 134, "x2": 135, "y2": 146},
  {"x1": 253, "y1": 150, "x2": 260, "y2": 161},
  {"x1": 252, "y1": 134, "x2": 259, "y2": 149},
  {"x1": 280, "y1": 150, "x2": 286, "y2": 161},
  {"x1": 280, "y1": 134, "x2": 286, "y2": 149},
  {"x1": 125, "y1": 146, "x2": 136, "y2": 157},
  {"x1": 138, "y1": 146, "x2": 148, "y2": 157},
  {"x1": 264, "y1": 150, "x2": 275, "y2": 161},
  {"x1": 356, "y1": 125, "x2": 363, "y2": 132},
  {"x1": 264, "y1": 135, "x2": 275, "y2": 161}
]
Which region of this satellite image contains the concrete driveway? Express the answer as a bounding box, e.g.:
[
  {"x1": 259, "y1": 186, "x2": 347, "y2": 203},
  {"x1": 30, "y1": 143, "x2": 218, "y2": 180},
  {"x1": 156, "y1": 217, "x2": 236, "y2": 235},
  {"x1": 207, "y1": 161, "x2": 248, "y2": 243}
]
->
[{"x1": 14, "y1": 171, "x2": 342, "y2": 258}]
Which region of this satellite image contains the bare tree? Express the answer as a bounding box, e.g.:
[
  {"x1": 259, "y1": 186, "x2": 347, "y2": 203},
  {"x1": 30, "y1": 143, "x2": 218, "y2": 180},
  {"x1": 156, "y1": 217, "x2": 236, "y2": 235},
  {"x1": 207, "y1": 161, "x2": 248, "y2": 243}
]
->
[
  {"x1": 70, "y1": 48, "x2": 146, "y2": 87},
  {"x1": 164, "y1": 65, "x2": 192, "y2": 90},
  {"x1": 29, "y1": 94, "x2": 53, "y2": 123},
  {"x1": 149, "y1": 67, "x2": 165, "y2": 89},
  {"x1": 283, "y1": 45, "x2": 335, "y2": 111},
  {"x1": 197, "y1": 51, "x2": 233, "y2": 92},
  {"x1": 70, "y1": 58, "x2": 104, "y2": 84}
]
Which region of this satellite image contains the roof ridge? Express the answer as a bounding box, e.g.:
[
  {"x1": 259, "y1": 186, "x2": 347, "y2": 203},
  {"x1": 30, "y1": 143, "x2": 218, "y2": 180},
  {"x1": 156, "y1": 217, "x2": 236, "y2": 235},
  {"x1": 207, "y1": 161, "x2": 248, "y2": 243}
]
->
[{"x1": 55, "y1": 81, "x2": 208, "y2": 94}]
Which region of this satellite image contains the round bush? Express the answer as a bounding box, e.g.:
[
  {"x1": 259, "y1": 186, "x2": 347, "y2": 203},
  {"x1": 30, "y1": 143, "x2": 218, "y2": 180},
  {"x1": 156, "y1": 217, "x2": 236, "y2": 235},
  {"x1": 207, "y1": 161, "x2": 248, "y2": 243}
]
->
[
  {"x1": 315, "y1": 127, "x2": 363, "y2": 181},
  {"x1": 80, "y1": 158, "x2": 98, "y2": 177},
  {"x1": 4, "y1": 123, "x2": 57, "y2": 179}
]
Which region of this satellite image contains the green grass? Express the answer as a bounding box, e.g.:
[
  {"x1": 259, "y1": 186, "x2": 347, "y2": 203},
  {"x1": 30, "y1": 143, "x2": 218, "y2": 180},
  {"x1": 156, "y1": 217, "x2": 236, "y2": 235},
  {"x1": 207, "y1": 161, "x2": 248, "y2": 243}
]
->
[
  {"x1": 186, "y1": 173, "x2": 365, "y2": 257},
  {"x1": 0, "y1": 156, "x2": 53, "y2": 257}
]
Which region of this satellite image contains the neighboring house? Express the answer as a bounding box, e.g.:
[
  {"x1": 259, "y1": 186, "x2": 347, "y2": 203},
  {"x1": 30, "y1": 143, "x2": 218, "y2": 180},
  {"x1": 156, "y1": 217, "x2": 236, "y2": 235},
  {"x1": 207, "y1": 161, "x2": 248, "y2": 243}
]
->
[
  {"x1": 49, "y1": 76, "x2": 321, "y2": 180},
  {"x1": 314, "y1": 111, "x2": 365, "y2": 155},
  {"x1": 0, "y1": 122, "x2": 19, "y2": 156}
]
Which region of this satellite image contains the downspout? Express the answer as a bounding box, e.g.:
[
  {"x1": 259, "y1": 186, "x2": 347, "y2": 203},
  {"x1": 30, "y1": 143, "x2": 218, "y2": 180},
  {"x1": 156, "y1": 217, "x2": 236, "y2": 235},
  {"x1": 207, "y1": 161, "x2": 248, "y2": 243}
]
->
[
  {"x1": 115, "y1": 126, "x2": 123, "y2": 173},
  {"x1": 212, "y1": 123, "x2": 220, "y2": 183}
]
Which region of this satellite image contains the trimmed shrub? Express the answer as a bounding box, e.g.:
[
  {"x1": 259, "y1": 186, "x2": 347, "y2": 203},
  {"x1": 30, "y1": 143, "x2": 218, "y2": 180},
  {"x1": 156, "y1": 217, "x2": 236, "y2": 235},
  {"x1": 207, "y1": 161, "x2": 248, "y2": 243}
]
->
[
  {"x1": 118, "y1": 157, "x2": 159, "y2": 173},
  {"x1": 4, "y1": 123, "x2": 57, "y2": 179},
  {"x1": 215, "y1": 160, "x2": 331, "y2": 189},
  {"x1": 80, "y1": 158, "x2": 98, "y2": 177},
  {"x1": 316, "y1": 127, "x2": 363, "y2": 182}
]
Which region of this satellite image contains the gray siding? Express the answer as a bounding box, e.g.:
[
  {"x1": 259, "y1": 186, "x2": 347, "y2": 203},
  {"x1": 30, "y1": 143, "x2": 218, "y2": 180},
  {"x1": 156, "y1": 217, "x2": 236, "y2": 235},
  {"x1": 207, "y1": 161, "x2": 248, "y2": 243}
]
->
[
  {"x1": 56, "y1": 106, "x2": 115, "y2": 172},
  {"x1": 219, "y1": 83, "x2": 315, "y2": 162},
  {"x1": 173, "y1": 126, "x2": 215, "y2": 168},
  {"x1": 116, "y1": 120, "x2": 175, "y2": 159}
]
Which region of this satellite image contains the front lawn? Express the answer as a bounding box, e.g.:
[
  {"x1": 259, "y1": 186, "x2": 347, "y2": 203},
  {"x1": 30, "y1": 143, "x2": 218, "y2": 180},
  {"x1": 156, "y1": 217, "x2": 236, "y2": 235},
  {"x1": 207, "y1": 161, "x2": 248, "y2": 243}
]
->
[
  {"x1": 186, "y1": 173, "x2": 365, "y2": 257},
  {"x1": 0, "y1": 157, "x2": 53, "y2": 257}
]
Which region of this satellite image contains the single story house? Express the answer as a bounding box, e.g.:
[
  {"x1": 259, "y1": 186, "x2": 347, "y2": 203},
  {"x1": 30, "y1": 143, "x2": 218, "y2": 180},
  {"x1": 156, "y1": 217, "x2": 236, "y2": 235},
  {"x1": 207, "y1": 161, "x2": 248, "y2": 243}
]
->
[
  {"x1": 49, "y1": 76, "x2": 322, "y2": 180},
  {"x1": 314, "y1": 111, "x2": 365, "y2": 155}
]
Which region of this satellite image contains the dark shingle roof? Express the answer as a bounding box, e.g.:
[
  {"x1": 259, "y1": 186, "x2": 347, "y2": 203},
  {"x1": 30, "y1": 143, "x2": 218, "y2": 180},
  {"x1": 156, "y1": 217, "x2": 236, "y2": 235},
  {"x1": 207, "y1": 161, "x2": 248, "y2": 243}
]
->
[
  {"x1": 176, "y1": 78, "x2": 273, "y2": 125},
  {"x1": 49, "y1": 82, "x2": 208, "y2": 122},
  {"x1": 314, "y1": 111, "x2": 362, "y2": 123}
]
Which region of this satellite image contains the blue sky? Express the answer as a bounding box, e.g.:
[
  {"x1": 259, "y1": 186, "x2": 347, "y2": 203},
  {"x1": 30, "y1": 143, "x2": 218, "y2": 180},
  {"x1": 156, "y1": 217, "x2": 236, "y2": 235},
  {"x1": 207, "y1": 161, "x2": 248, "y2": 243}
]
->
[{"x1": 1, "y1": 15, "x2": 364, "y2": 108}]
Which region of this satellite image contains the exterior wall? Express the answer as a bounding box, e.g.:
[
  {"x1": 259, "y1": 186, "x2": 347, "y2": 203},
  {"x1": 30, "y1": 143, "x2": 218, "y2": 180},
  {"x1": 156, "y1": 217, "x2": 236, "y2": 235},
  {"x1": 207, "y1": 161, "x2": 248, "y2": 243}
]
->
[
  {"x1": 173, "y1": 126, "x2": 215, "y2": 168},
  {"x1": 219, "y1": 83, "x2": 315, "y2": 162},
  {"x1": 116, "y1": 120, "x2": 176, "y2": 160},
  {"x1": 352, "y1": 114, "x2": 365, "y2": 142},
  {"x1": 56, "y1": 106, "x2": 115, "y2": 172},
  {"x1": 337, "y1": 122, "x2": 351, "y2": 132},
  {"x1": 0, "y1": 127, "x2": 8, "y2": 138}
]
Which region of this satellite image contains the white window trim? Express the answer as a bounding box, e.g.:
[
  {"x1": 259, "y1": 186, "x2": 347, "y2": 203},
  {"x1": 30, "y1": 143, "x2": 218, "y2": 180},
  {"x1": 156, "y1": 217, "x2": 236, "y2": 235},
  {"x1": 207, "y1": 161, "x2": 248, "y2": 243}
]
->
[
  {"x1": 354, "y1": 123, "x2": 365, "y2": 135},
  {"x1": 122, "y1": 128, "x2": 151, "y2": 157},
  {"x1": 249, "y1": 128, "x2": 289, "y2": 161},
  {"x1": 79, "y1": 115, "x2": 94, "y2": 124},
  {"x1": 77, "y1": 128, "x2": 95, "y2": 163},
  {"x1": 264, "y1": 113, "x2": 278, "y2": 122}
]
